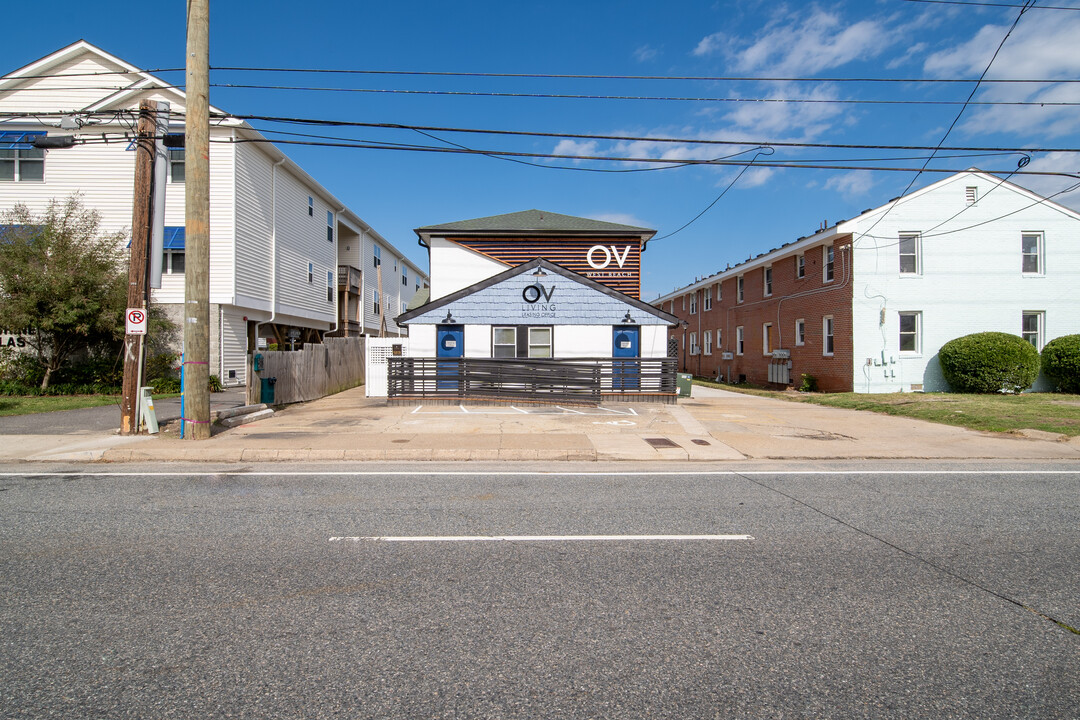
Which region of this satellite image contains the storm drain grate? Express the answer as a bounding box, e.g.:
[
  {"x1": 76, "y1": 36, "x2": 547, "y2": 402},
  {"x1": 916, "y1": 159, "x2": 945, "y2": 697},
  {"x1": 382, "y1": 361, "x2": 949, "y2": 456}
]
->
[{"x1": 644, "y1": 437, "x2": 681, "y2": 449}]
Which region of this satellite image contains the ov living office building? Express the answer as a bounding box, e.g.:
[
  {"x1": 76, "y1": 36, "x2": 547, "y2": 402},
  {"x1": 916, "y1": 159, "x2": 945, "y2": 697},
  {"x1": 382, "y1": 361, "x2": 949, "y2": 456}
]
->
[
  {"x1": 393, "y1": 210, "x2": 679, "y2": 397},
  {"x1": 0, "y1": 42, "x2": 426, "y2": 387},
  {"x1": 654, "y1": 171, "x2": 1080, "y2": 393}
]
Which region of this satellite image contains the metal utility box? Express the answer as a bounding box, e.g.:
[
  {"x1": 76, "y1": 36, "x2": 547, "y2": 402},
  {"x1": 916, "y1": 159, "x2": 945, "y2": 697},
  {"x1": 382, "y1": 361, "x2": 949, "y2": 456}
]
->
[
  {"x1": 676, "y1": 373, "x2": 693, "y2": 397},
  {"x1": 260, "y1": 376, "x2": 277, "y2": 405}
]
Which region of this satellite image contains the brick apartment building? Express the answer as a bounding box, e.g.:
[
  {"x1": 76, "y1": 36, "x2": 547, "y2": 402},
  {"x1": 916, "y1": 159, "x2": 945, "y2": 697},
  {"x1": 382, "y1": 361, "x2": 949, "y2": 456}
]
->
[{"x1": 652, "y1": 170, "x2": 1080, "y2": 393}]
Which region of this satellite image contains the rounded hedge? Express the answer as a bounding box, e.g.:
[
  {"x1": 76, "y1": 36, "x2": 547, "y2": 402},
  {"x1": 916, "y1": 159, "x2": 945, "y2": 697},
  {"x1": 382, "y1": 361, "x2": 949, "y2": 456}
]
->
[
  {"x1": 1041, "y1": 334, "x2": 1080, "y2": 393},
  {"x1": 938, "y1": 332, "x2": 1040, "y2": 394}
]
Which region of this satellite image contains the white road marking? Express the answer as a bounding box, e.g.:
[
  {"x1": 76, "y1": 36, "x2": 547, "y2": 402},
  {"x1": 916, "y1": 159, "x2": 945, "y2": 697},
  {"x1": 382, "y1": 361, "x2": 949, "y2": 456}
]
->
[
  {"x1": 5, "y1": 470, "x2": 1079, "y2": 478},
  {"x1": 329, "y1": 534, "x2": 754, "y2": 543}
]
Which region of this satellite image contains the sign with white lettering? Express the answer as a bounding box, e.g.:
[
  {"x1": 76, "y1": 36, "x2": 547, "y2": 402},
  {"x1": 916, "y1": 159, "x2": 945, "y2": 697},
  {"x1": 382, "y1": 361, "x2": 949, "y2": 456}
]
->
[
  {"x1": 771, "y1": 349, "x2": 791, "y2": 359},
  {"x1": 721, "y1": 351, "x2": 734, "y2": 360}
]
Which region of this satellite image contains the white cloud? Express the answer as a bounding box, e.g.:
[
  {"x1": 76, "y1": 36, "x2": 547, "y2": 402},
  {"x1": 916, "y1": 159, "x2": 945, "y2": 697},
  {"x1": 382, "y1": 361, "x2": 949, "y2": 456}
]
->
[
  {"x1": 633, "y1": 44, "x2": 659, "y2": 63},
  {"x1": 923, "y1": 12, "x2": 1080, "y2": 138},
  {"x1": 710, "y1": 8, "x2": 891, "y2": 75},
  {"x1": 720, "y1": 83, "x2": 845, "y2": 139},
  {"x1": 552, "y1": 139, "x2": 598, "y2": 161},
  {"x1": 1009, "y1": 154, "x2": 1080, "y2": 213},
  {"x1": 824, "y1": 171, "x2": 875, "y2": 198}
]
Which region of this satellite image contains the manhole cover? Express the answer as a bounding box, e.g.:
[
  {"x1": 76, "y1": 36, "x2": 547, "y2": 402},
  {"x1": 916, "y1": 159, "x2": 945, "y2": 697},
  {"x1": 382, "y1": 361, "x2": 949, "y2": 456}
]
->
[
  {"x1": 691, "y1": 439, "x2": 711, "y2": 446},
  {"x1": 645, "y1": 437, "x2": 680, "y2": 449}
]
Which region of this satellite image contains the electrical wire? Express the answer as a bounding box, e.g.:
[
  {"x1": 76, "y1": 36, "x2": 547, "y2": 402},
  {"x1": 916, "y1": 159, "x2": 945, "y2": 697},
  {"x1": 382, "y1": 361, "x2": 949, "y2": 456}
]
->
[{"x1": 901, "y1": 0, "x2": 1080, "y2": 8}]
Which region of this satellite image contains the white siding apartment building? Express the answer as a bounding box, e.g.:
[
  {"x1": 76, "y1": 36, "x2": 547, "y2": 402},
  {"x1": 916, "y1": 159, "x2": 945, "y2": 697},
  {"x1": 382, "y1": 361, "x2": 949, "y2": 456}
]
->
[
  {"x1": 0, "y1": 41, "x2": 426, "y2": 387},
  {"x1": 654, "y1": 170, "x2": 1080, "y2": 393}
]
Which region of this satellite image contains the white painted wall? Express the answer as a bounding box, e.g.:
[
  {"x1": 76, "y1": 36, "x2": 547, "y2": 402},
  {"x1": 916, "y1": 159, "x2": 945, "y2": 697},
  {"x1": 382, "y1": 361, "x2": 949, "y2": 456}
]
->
[
  {"x1": 406, "y1": 323, "x2": 672, "y2": 358},
  {"x1": 848, "y1": 172, "x2": 1080, "y2": 392},
  {"x1": 428, "y1": 237, "x2": 508, "y2": 300}
]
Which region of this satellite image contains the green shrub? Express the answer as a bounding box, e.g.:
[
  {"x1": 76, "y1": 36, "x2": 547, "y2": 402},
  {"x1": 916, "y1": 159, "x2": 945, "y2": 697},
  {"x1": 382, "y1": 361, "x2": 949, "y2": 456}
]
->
[
  {"x1": 145, "y1": 352, "x2": 180, "y2": 382},
  {"x1": 208, "y1": 374, "x2": 223, "y2": 393},
  {"x1": 798, "y1": 374, "x2": 818, "y2": 392},
  {"x1": 148, "y1": 377, "x2": 181, "y2": 394},
  {"x1": 939, "y1": 332, "x2": 1040, "y2": 394},
  {"x1": 1041, "y1": 334, "x2": 1080, "y2": 393}
]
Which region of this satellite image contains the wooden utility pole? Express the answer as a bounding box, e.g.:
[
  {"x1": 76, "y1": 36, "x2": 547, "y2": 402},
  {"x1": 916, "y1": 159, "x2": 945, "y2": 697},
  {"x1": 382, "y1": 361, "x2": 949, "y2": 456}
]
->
[
  {"x1": 120, "y1": 100, "x2": 157, "y2": 435},
  {"x1": 184, "y1": 0, "x2": 211, "y2": 439}
]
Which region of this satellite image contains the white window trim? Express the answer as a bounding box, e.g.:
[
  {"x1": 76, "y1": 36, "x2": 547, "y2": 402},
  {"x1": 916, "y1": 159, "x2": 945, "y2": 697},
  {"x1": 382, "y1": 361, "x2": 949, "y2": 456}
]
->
[
  {"x1": 1021, "y1": 310, "x2": 1045, "y2": 350},
  {"x1": 796, "y1": 254, "x2": 805, "y2": 279},
  {"x1": 898, "y1": 311, "x2": 921, "y2": 355},
  {"x1": 704, "y1": 330, "x2": 712, "y2": 355},
  {"x1": 823, "y1": 315, "x2": 834, "y2": 357},
  {"x1": 690, "y1": 292, "x2": 697, "y2": 315},
  {"x1": 795, "y1": 318, "x2": 805, "y2": 346},
  {"x1": 689, "y1": 331, "x2": 698, "y2": 355},
  {"x1": 703, "y1": 287, "x2": 712, "y2": 312},
  {"x1": 763, "y1": 266, "x2": 772, "y2": 297},
  {"x1": 736, "y1": 326, "x2": 744, "y2": 356},
  {"x1": 899, "y1": 232, "x2": 921, "y2": 275},
  {"x1": 737, "y1": 275, "x2": 744, "y2": 303},
  {"x1": 823, "y1": 245, "x2": 835, "y2": 283},
  {"x1": 1022, "y1": 232, "x2": 1044, "y2": 275},
  {"x1": 762, "y1": 322, "x2": 772, "y2": 355}
]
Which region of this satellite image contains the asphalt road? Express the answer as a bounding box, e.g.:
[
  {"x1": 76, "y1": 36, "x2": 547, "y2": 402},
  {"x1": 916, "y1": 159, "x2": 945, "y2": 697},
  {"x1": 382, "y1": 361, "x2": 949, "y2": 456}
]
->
[{"x1": 1, "y1": 464, "x2": 1078, "y2": 719}]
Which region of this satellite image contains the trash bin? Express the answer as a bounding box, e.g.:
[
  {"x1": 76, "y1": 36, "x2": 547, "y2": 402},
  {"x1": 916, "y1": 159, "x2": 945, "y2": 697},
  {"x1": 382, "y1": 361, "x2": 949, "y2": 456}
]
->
[
  {"x1": 260, "y1": 376, "x2": 277, "y2": 405},
  {"x1": 677, "y1": 372, "x2": 693, "y2": 398}
]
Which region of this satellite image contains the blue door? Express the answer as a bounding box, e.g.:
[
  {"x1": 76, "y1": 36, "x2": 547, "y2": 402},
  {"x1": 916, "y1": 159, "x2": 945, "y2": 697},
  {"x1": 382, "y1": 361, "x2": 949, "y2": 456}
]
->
[
  {"x1": 436, "y1": 325, "x2": 464, "y2": 390},
  {"x1": 612, "y1": 325, "x2": 640, "y2": 390}
]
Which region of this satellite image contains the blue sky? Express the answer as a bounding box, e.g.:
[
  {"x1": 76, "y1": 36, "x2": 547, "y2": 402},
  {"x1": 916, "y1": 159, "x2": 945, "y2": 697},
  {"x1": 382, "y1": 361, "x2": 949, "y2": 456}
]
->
[{"x1": 3, "y1": 0, "x2": 1079, "y2": 300}]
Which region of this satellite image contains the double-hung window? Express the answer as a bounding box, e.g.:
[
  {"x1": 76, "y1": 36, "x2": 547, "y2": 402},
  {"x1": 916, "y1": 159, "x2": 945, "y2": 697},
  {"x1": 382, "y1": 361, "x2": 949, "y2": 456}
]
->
[
  {"x1": 402, "y1": 266, "x2": 408, "y2": 286},
  {"x1": 763, "y1": 266, "x2": 772, "y2": 296},
  {"x1": 737, "y1": 275, "x2": 744, "y2": 303},
  {"x1": 327, "y1": 271, "x2": 334, "y2": 302},
  {"x1": 373, "y1": 290, "x2": 381, "y2": 315},
  {"x1": 715, "y1": 283, "x2": 722, "y2": 302},
  {"x1": 736, "y1": 326, "x2": 745, "y2": 355},
  {"x1": 795, "y1": 319, "x2": 806, "y2": 346},
  {"x1": 689, "y1": 332, "x2": 698, "y2": 355},
  {"x1": 823, "y1": 316, "x2": 834, "y2": 356},
  {"x1": 528, "y1": 327, "x2": 552, "y2": 358},
  {"x1": 689, "y1": 292, "x2": 697, "y2": 315},
  {"x1": 824, "y1": 245, "x2": 835, "y2": 282},
  {"x1": 704, "y1": 330, "x2": 712, "y2": 355},
  {"x1": 762, "y1": 323, "x2": 772, "y2": 355},
  {"x1": 168, "y1": 148, "x2": 185, "y2": 183},
  {"x1": 899, "y1": 233, "x2": 920, "y2": 274},
  {"x1": 493, "y1": 327, "x2": 517, "y2": 357},
  {"x1": 326, "y1": 211, "x2": 334, "y2": 243},
  {"x1": 796, "y1": 254, "x2": 805, "y2": 279},
  {"x1": 1022, "y1": 233, "x2": 1043, "y2": 274},
  {"x1": 373, "y1": 245, "x2": 381, "y2": 268},
  {"x1": 703, "y1": 287, "x2": 712, "y2": 311},
  {"x1": 1021, "y1": 311, "x2": 1044, "y2": 349},
  {"x1": 307, "y1": 262, "x2": 314, "y2": 284},
  {"x1": 899, "y1": 312, "x2": 921, "y2": 354},
  {"x1": 0, "y1": 132, "x2": 45, "y2": 182}
]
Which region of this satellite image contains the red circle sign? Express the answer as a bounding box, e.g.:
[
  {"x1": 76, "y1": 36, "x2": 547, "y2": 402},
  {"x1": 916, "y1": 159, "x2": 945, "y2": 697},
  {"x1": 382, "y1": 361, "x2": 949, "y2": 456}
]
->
[{"x1": 128, "y1": 310, "x2": 145, "y2": 324}]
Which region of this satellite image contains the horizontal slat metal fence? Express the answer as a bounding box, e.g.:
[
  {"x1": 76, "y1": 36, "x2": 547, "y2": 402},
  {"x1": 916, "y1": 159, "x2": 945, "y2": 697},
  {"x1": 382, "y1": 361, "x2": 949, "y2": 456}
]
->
[{"x1": 388, "y1": 357, "x2": 677, "y2": 403}]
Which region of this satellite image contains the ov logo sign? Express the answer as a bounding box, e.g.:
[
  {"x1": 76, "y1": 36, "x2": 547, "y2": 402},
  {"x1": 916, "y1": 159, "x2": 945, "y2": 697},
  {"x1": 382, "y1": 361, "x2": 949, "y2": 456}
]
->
[
  {"x1": 522, "y1": 284, "x2": 556, "y2": 303},
  {"x1": 587, "y1": 245, "x2": 631, "y2": 270}
]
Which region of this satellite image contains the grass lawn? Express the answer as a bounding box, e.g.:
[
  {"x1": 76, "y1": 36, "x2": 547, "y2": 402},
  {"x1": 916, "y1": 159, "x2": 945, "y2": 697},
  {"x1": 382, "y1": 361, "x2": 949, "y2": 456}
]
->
[
  {"x1": 0, "y1": 394, "x2": 122, "y2": 417},
  {"x1": 693, "y1": 379, "x2": 1080, "y2": 437}
]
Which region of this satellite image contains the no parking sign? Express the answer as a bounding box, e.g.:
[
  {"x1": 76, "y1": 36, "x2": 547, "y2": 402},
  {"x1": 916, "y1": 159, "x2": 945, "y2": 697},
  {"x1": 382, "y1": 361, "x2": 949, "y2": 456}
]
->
[{"x1": 126, "y1": 308, "x2": 147, "y2": 335}]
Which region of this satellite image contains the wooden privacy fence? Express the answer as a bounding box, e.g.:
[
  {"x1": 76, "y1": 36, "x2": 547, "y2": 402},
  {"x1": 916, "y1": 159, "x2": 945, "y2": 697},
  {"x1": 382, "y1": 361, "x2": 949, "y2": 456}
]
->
[
  {"x1": 251, "y1": 337, "x2": 365, "y2": 405},
  {"x1": 387, "y1": 357, "x2": 677, "y2": 404}
]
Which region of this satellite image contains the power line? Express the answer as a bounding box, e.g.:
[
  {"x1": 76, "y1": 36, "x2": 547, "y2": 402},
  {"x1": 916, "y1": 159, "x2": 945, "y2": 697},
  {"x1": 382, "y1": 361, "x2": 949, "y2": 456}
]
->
[
  {"x1": 901, "y1": 0, "x2": 1080, "y2": 9},
  {"x1": 8, "y1": 67, "x2": 1080, "y2": 84},
  {"x1": 7, "y1": 109, "x2": 1078, "y2": 155},
  {"x1": 7, "y1": 82, "x2": 1080, "y2": 107}
]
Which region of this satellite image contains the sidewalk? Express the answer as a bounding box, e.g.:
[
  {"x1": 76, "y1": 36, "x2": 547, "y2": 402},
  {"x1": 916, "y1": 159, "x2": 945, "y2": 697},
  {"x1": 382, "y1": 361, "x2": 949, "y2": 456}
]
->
[{"x1": 4, "y1": 384, "x2": 1079, "y2": 463}]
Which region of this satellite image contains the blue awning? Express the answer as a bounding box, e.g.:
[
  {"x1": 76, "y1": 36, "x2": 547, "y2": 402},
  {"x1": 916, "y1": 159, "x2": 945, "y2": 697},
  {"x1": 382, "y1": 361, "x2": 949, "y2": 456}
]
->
[
  {"x1": 0, "y1": 131, "x2": 45, "y2": 147},
  {"x1": 163, "y1": 226, "x2": 185, "y2": 250}
]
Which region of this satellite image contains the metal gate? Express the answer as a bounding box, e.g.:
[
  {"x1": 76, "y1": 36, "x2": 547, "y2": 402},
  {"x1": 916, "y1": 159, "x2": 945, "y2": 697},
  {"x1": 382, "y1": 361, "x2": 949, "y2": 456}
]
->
[{"x1": 365, "y1": 337, "x2": 409, "y2": 397}]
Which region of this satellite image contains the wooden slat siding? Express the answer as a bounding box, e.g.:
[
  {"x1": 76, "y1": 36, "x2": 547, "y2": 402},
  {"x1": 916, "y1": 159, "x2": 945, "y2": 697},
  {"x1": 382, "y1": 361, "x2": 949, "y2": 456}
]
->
[
  {"x1": 254, "y1": 337, "x2": 365, "y2": 405},
  {"x1": 387, "y1": 357, "x2": 677, "y2": 403},
  {"x1": 450, "y1": 236, "x2": 642, "y2": 298}
]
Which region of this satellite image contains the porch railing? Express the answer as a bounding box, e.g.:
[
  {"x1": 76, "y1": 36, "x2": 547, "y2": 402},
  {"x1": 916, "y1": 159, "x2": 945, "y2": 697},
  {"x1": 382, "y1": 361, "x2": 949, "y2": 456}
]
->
[{"x1": 387, "y1": 356, "x2": 677, "y2": 403}]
